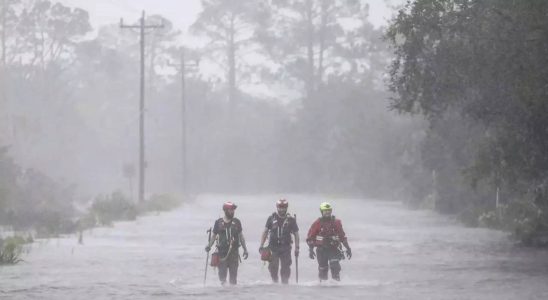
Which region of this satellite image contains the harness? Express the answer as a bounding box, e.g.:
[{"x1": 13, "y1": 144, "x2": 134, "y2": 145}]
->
[
  {"x1": 269, "y1": 213, "x2": 293, "y2": 247},
  {"x1": 315, "y1": 216, "x2": 341, "y2": 247},
  {"x1": 215, "y1": 218, "x2": 240, "y2": 258}
]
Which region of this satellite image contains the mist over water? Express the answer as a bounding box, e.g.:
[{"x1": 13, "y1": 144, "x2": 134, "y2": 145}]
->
[{"x1": 1, "y1": 195, "x2": 547, "y2": 299}]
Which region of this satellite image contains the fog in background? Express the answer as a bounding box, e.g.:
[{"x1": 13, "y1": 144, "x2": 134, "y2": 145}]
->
[
  {"x1": 0, "y1": 0, "x2": 415, "y2": 202},
  {"x1": 3, "y1": 1, "x2": 548, "y2": 298},
  {"x1": 9, "y1": 0, "x2": 548, "y2": 247}
]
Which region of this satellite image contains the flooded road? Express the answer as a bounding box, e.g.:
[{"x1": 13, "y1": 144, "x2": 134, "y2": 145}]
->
[{"x1": 1, "y1": 194, "x2": 548, "y2": 299}]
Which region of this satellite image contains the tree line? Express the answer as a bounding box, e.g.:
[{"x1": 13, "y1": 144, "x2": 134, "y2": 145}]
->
[
  {"x1": 0, "y1": 0, "x2": 413, "y2": 235},
  {"x1": 387, "y1": 0, "x2": 548, "y2": 244},
  {"x1": 4, "y1": 0, "x2": 544, "y2": 246}
]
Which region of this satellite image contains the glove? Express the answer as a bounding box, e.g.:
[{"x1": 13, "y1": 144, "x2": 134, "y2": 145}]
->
[
  {"x1": 242, "y1": 250, "x2": 249, "y2": 260},
  {"x1": 205, "y1": 245, "x2": 211, "y2": 252},
  {"x1": 309, "y1": 248, "x2": 316, "y2": 260},
  {"x1": 345, "y1": 248, "x2": 352, "y2": 260},
  {"x1": 294, "y1": 247, "x2": 300, "y2": 257}
]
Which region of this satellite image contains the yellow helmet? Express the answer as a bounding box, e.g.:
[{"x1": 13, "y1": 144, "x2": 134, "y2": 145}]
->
[{"x1": 319, "y1": 202, "x2": 332, "y2": 211}]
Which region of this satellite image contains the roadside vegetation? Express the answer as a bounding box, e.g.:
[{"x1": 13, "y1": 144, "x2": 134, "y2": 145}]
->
[
  {"x1": 387, "y1": 0, "x2": 548, "y2": 245},
  {"x1": 2, "y1": 0, "x2": 547, "y2": 265}
]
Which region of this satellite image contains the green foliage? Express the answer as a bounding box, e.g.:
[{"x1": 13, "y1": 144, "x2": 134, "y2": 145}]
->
[
  {"x1": 0, "y1": 147, "x2": 77, "y2": 237},
  {"x1": 0, "y1": 147, "x2": 19, "y2": 225},
  {"x1": 284, "y1": 80, "x2": 415, "y2": 197},
  {"x1": 458, "y1": 205, "x2": 486, "y2": 227},
  {"x1": 478, "y1": 199, "x2": 548, "y2": 246},
  {"x1": 191, "y1": 0, "x2": 262, "y2": 103},
  {"x1": 387, "y1": 0, "x2": 548, "y2": 244},
  {"x1": 76, "y1": 212, "x2": 97, "y2": 231},
  {"x1": 258, "y1": 0, "x2": 378, "y2": 97},
  {"x1": 504, "y1": 201, "x2": 543, "y2": 242},
  {"x1": 478, "y1": 210, "x2": 499, "y2": 229},
  {"x1": 5, "y1": 0, "x2": 413, "y2": 202},
  {"x1": 0, "y1": 0, "x2": 93, "y2": 237},
  {"x1": 138, "y1": 194, "x2": 181, "y2": 213},
  {"x1": 34, "y1": 211, "x2": 78, "y2": 238},
  {"x1": 0, "y1": 236, "x2": 25, "y2": 265},
  {"x1": 90, "y1": 191, "x2": 137, "y2": 226},
  {"x1": 84, "y1": 193, "x2": 181, "y2": 228}
]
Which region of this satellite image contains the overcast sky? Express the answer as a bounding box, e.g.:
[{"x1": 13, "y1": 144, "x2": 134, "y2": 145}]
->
[
  {"x1": 56, "y1": 0, "x2": 402, "y2": 100},
  {"x1": 58, "y1": 0, "x2": 401, "y2": 39}
]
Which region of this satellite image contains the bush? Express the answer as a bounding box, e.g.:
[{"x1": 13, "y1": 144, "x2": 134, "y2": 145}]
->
[
  {"x1": 138, "y1": 194, "x2": 181, "y2": 213},
  {"x1": 477, "y1": 200, "x2": 548, "y2": 246},
  {"x1": 0, "y1": 236, "x2": 25, "y2": 265},
  {"x1": 77, "y1": 212, "x2": 97, "y2": 230},
  {"x1": 90, "y1": 191, "x2": 137, "y2": 226},
  {"x1": 457, "y1": 205, "x2": 486, "y2": 227},
  {"x1": 478, "y1": 210, "x2": 500, "y2": 228},
  {"x1": 34, "y1": 210, "x2": 78, "y2": 238},
  {"x1": 503, "y1": 200, "x2": 547, "y2": 245}
]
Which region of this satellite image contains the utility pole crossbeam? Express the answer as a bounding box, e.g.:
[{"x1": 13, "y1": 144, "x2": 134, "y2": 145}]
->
[{"x1": 120, "y1": 11, "x2": 163, "y2": 203}]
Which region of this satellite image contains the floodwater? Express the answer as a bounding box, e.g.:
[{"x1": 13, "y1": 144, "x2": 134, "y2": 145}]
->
[{"x1": 1, "y1": 195, "x2": 548, "y2": 299}]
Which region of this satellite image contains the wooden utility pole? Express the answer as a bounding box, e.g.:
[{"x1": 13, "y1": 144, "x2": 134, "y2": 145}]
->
[
  {"x1": 181, "y1": 50, "x2": 188, "y2": 197},
  {"x1": 120, "y1": 11, "x2": 163, "y2": 203},
  {"x1": 171, "y1": 48, "x2": 198, "y2": 198},
  {"x1": 1, "y1": 0, "x2": 6, "y2": 67},
  {"x1": 1, "y1": 0, "x2": 7, "y2": 142}
]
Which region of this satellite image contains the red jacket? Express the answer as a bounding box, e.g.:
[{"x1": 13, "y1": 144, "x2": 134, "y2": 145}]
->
[{"x1": 306, "y1": 216, "x2": 347, "y2": 247}]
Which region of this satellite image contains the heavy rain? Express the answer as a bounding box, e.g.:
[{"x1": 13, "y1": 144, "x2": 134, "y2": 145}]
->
[{"x1": 1, "y1": 1, "x2": 548, "y2": 299}]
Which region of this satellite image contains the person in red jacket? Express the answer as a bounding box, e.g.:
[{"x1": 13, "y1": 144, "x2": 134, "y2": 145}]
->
[{"x1": 306, "y1": 202, "x2": 352, "y2": 281}]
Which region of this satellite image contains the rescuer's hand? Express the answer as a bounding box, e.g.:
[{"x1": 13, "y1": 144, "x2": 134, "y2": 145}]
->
[
  {"x1": 309, "y1": 248, "x2": 316, "y2": 260},
  {"x1": 345, "y1": 248, "x2": 352, "y2": 260}
]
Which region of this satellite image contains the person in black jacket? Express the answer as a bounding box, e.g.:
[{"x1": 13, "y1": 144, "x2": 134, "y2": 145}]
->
[
  {"x1": 205, "y1": 201, "x2": 249, "y2": 285},
  {"x1": 259, "y1": 198, "x2": 300, "y2": 284}
]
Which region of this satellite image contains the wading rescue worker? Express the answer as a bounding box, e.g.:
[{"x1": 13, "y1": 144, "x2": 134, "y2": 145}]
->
[
  {"x1": 259, "y1": 198, "x2": 300, "y2": 284},
  {"x1": 205, "y1": 201, "x2": 249, "y2": 285},
  {"x1": 306, "y1": 202, "x2": 352, "y2": 281}
]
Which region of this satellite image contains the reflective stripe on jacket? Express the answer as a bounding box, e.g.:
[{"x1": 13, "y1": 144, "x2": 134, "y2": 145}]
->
[{"x1": 306, "y1": 216, "x2": 347, "y2": 247}]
